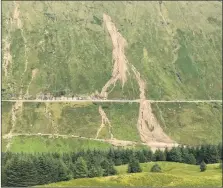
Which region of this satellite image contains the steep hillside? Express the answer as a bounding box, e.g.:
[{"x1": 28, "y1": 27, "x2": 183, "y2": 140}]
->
[
  {"x1": 2, "y1": 1, "x2": 222, "y2": 100},
  {"x1": 2, "y1": 101, "x2": 222, "y2": 152},
  {"x1": 1, "y1": 1, "x2": 222, "y2": 153}
]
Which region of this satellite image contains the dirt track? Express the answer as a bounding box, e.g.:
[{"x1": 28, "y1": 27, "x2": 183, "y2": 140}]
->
[
  {"x1": 2, "y1": 133, "x2": 181, "y2": 151},
  {"x1": 3, "y1": 133, "x2": 139, "y2": 148}
]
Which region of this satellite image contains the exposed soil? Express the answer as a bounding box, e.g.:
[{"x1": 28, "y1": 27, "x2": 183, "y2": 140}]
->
[
  {"x1": 44, "y1": 103, "x2": 59, "y2": 135},
  {"x1": 96, "y1": 105, "x2": 113, "y2": 139},
  {"x1": 5, "y1": 101, "x2": 23, "y2": 151},
  {"x1": 100, "y1": 14, "x2": 129, "y2": 98},
  {"x1": 130, "y1": 64, "x2": 175, "y2": 145},
  {"x1": 3, "y1": 40, "x2": 12, "y2": 77},
  {"x1": 102, "y1": 13, "x2": 176, "y2": 147},
  {"x1": 12, "y1": 1, "x2": 22, "y2": 29},
  {"x1": 25, "y1": 68, "x2": 38, "y2": 97},
  {"x1": 106, "y1": 138, "x2": 137, "y2": 147},
  {"x1": 3, "y1": 133, "x2": 140, "y2": 148}
]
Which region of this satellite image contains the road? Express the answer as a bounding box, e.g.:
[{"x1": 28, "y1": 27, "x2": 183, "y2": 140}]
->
[{"x1": 1, "y1": 99, "x2": 222, "y2": 103}]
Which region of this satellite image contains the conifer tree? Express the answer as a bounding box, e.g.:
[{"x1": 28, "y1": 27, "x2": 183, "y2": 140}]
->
[
  {"x1": 166, "y1": 147, "x2": 182, "y2": 162},
  {"x1": 153, "y1": 149, "x2": 166, "y2": 161},
  {"x1": 87, "y1": 156, "x2": 104, "y2": 178},
  {"x1": 205, "y1": 145, "x2": 219, "y2": 163},
  {"x1": 142, "y1": 149, "x2": 153, "y2": 162},
  {"x1": 57, "y1": 160, "x2": 72, "y2": 181},
  {"x1": 101, "y1": 159, "x2": 117, "y2": 176},
  {"x1": 127, "y1": 157, "x2": 142, "y2": 173},
  {"x1": 73, "y1": 157, "x2": 88, "y2": 178}
]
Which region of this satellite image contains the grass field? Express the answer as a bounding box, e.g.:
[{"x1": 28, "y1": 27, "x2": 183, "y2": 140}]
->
[
  {"x1": 2, "y1": 1, "x2": 222, "y2": 100},
  {"x1": 2, "y1": 136, "x2": 112, "y2": 153},
  {"x1": 2, "y1": 135, "x2": 149, "y2": 153},
  {"x1": 42, "y1": 162, "x2": 222, "y2": 187}
]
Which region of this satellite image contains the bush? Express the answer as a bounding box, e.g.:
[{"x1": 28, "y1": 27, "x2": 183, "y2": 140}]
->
[
  {"x1": 150, "y1": 163, "x2": 162, "y2": 172},
  {"x1": 200, "y1": 161, "x2": 207, "y2": 172},
  {"x1": 219, "y1": 160, "x2": 222, "y2": 169},
  {"x1": 127, "y1": 158, "x2": 142, "y2": 173},
  {"x1": 184, "y1": 153, "x2": 196, "y2": 165}
]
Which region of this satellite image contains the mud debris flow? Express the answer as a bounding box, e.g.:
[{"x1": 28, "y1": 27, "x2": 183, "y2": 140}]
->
[
  {"x1": 44, "y1": 104, "x2": 59, "y2": 135},
  {"x1": 12, "y1": 1, "x2": 22, "y2": 29},
  {"x1": 101, "y1": 13, "x2": 176, "y2": 148},
  {"x1": 25, "y1": 69, "x2": 39, "y2": 97},
  {"x1": 4, "y1": 101, "x2": 23, "y2": 151},
  {"x1": 3, "y1": 13, "x2": 179, "y2": 150},
  {"x1": 100, "y1": 14, "x2": 129, "y2": 99},
  {"x1": 96, "y1": 106, "x2": 114, "y2": 139},
  {"x1": 3, "y1": 40, "x2": 12, "y2": 77}
]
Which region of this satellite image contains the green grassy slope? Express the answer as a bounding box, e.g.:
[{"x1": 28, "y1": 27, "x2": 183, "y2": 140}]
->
[
  {"x1": 152, "y1": 102, "x2": 222, "y2": 145},
  {"x1": 2, "y1": 136, "x2": 149, "y2": 153},
  {"x1": 2, "y1": 136, "x2": 112, "y2": 153},
  {"x1": 2, "y1": 101, "x2": 222, "y2": 152},
  {"x1": 42, "y1": 162, "x2": 222, "y2": 187},
  {"x1": 2, "y1": 1, "x2": 222, "y2": 100},
  {"x1": 2, "y1": 102, "x2": 140, "y2": 141}
]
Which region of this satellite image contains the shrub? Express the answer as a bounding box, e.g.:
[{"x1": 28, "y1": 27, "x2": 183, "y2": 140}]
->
[
  {"x1": 151, "y1": 163, "x2": 162, "y2": 172},
  {"x1": 219, "y1": 160, "x2": 222, "y2": 169},
  {"x1": 200, "y1": 161, "x2": 207, "y2": 172},
  {"x1": 127, "y1": 158, "x2": 142, "y2": 173}
]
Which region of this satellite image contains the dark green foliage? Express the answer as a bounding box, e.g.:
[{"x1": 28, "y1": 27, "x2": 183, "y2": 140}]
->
[
  {"x1": 57, "y1": 160, "x2": 72, "y2": 181},
  {"x1": 114, "y1": 149, "x2": 123, "y2": 166},
  {"x1": 142, "y1": 149, "x2": 153, "y2": 162},
  {"x1": 127, "y1": 157, "x2": 142, "y2": 173},
  {"x1": 136, "y1": 150, "x2": 147, "y2": 163},
  {"x1": 196, "y1": 144, "x2": 221, "y2": 164},
  {"x1": 217, "y1": 143, "x2": 222, "y2": 160},
  {"x1": 5, "y1": 156, "x2": 38, "y2": 187},
  {"x1": 180, "y1": 147, "x2": 196, "y2": 164},
  {"x1": 101, "y1": 159, "x2": 117, "y2": 176},
  {"x1": 73, "y1": 157, "x2": 88, "y2": 178},
  {"x1": 184, "y1": 153, "x2": 196, "y2": 165},
  {"x1": 2, "y1": 144, "x2": 221, "y2": 187},
  {"x1": 150, "y1": 163, "x2": 162, "y2": 172},
  {"x1": 167, "y1": 147, "x2": 182, "y2": 162},
  {"x1": 205, "y1": 145, "x2": 220, "y2": 163},
  {"x1": 153, "y1": 149, "x2": 166, "y2": 161},
  {"x1": 200, "y1": 161, "x2": 207, "y2": 172},
  {"x1": 88, "y1": 165, "x2": 104, "y2": 178},
  {"x1": 86, "y1": 155, "x2": 104, "y2": 178},
  {"x1": 219, "y1": 161, "x2": 222, "y2": 169}
]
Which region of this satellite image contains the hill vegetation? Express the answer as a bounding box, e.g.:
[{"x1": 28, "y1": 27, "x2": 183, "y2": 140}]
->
[
  {"x1": 2, "y1": 101, "x2": 222, "y2": 153},
  {"x1": 2, "y1": 1, "x2": 222, "y2": 100},
  {"x1": 1, "y1": 2, "x2": 222, "y2": 187}
]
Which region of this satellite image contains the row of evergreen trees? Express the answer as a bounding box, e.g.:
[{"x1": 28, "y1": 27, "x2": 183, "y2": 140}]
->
[{"x1": 2, "y1": 143, "x2": 222, "y2": 187}]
